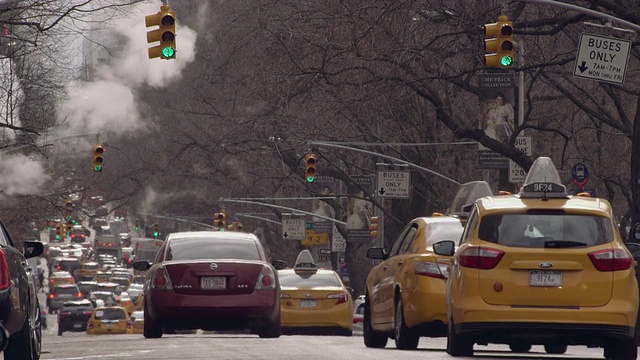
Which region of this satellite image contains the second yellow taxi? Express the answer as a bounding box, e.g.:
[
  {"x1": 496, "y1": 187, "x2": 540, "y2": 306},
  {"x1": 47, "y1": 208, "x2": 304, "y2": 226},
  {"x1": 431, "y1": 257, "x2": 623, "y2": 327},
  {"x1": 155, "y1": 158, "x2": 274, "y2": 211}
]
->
[{"x1": 86, "y1": 306, "x2": 133, "y2": 335}]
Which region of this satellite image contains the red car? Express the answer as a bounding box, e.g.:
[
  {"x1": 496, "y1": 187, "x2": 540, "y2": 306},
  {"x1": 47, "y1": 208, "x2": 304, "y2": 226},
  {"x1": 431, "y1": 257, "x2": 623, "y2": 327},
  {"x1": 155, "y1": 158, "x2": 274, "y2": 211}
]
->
[{"x1": 133, "y1": 231, "x2": 281, "y2": 338}]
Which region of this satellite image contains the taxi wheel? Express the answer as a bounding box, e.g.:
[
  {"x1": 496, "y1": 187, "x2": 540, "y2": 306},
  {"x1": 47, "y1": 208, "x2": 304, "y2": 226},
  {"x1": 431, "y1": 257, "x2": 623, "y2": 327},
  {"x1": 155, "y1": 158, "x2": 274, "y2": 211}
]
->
[
  {"x1": 509, "y1": 343, "x2": 532, "y2": 353},
  {"x1": 394, "y1": 299, "x2": 419, "y2": 350},
  {"x1": 143, "y1": 307, "x2": 162, "y2": 339},
  {"x1": 606, "y1": 336, "x2": 637, "y2": 360},
  {"x1": 363, "y1": 297, "x2": 388, "y2": 348},
  {"x1": 544, "y1": 344, "x2": 567, "y2": 354},
  {"x1": 446, "y1": 319, "x2": 473, "y2": 357}
]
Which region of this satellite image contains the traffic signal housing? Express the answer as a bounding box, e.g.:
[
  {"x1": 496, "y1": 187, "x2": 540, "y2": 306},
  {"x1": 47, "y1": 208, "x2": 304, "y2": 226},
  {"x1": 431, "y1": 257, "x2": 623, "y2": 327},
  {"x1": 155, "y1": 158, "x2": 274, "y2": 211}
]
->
[
  {"x1": 370, "y1": 216, "x2": 380, "y2": 239},
  {"x1": 484, "y1": 15, "x2": 514, "y2": 69},
  {"x1": 55, "y1": 224, "x2": 62, "y2": 240},
  {"x1": 64, "y1": 200, "x2": 74, "y2": 220},
  {"x1": 153, "y1": 224, "x2": 160, "y2": 238},
  {"x1": 135, "y1": 219, "x2": 140, "y2": 231},
  {"x1": 214, "y1": 210, "x2": 227, "y2": 231},
  {"x1": 304, "y1": 154, "x2": 317, "y2": 183},
  {"x1": 145, "y1": 5, "x2": 176, "y2": 60},
  {"x1": 93, "y1": 144, "x2": 105, "y2": 172}
]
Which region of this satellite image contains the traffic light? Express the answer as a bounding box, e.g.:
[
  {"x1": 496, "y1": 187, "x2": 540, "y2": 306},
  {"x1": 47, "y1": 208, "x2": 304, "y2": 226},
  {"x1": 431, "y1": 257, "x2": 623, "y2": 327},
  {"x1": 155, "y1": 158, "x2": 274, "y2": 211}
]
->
[
  {"x1": 135, "y1": 219, "x2": 140, "y2": 231},
  {"x1": 145, "y1": 5, "x2": 176, "y2": 60},
  {"x1": 235, "y1": 222, "x2": 243, "y2": 232},
  {"x1": 304, "y1": 154, "x2": 317, "y2": 183},
  {"x1": 64, "y1": 200, "x2": 74, "y2": 220},
  {"x1": 153, "y1": 224, "x2": 160, "y2": 238},
  {"x1": 93, "y1": 144, "x2": 105, "y2": 172},
  {"x1": 484, "y1": 15, "x2": 514, "y2": 69},
  {"x1": 55, "y1": 224, "x2": 62, "y2": 240},
  {"x1": 214, "y1": 210, "x2": 227, "y2": 231},
  {"x1": 370, "y1": 216, "x2": 380, "y2": 239}
]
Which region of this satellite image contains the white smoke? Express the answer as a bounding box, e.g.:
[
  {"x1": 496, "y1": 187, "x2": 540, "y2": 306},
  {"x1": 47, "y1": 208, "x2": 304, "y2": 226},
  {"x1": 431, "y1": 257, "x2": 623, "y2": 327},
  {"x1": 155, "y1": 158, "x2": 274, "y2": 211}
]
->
[{"x1": 0, "y1": 154, "x2": 50, "y2": 196}]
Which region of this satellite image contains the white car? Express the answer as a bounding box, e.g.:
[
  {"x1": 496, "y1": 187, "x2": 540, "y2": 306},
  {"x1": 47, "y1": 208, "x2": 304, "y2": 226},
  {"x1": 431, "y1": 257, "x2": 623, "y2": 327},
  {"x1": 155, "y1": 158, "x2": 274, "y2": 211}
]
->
[{"x1": 352, "y1": 295, "x2": 365, "y2": 335}]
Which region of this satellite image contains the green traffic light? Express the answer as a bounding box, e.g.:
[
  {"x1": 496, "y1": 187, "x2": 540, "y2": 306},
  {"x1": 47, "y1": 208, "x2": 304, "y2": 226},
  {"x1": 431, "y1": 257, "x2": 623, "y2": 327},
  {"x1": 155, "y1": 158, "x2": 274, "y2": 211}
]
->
[
  {"x1": 55, "y1": 234, "x2": 61, "y2": 240},
  {"x1": 501, "y1": 55, "x2": 513, "y2": 67},
  {"x1": 135, "y1": 227, "x2": 140, "y2": 231},
  {"x1": 153, "y1": 231, "x2": 159, "y2": 237},
  {"x1": 306, "y1": 175, "x2": 315, "y2": 183},
  {"x1": 162, "y1": 47, "x2": 175, "y2": 58},
  {"x1": 94, "y1": 165, "x2": 103, "y2": 172}
]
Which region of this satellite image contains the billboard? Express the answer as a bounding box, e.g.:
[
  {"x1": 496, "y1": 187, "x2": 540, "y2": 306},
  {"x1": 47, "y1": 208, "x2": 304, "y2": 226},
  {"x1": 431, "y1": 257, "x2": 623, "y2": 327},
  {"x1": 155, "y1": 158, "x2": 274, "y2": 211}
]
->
[
  {"x1": 346, "y1": 175, "x2": 374, "y2": 242},
  {"x1": 478, "y1": 73, "x2": 516, "y2": 169}
]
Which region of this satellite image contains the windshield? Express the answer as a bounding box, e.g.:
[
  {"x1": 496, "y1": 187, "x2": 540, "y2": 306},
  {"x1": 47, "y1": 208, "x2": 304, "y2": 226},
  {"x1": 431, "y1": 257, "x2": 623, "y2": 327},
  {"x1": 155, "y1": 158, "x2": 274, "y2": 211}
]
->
[
  {"x1": 54, "y1": 286, "x2": 80, "y2": 295},
  {"x1": 279, "y1": 271, "x2": 342, "y2": 287},
  {"x1": 478, "y1": 212, "x2": 614, "y2": 248},
  {"x1": 94, "y1": 308, "x2": 126, "y2": 320},
  {"x1": 426, "y1": 222, "x2": 465, "y2": 247},
  {"x1": 166, "y1": 238, "x2": 261, "y2": 261}
]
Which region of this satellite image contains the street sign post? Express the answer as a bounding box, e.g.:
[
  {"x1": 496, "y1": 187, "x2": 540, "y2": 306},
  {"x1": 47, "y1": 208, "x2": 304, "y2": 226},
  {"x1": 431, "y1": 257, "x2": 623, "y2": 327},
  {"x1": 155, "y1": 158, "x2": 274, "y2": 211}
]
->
[
  {"x1": 282, "y1": 218, "x2": 305, "y2": 240},
  {"x1": 377, "y1": 170, "x2": 410, "y2": 198},
  {"x1": 574, "y1": 33, "x2": 631, "y2": 85},
  {"x1": 509, "y1": 136, "x2": 532, "y2": 184},
  {"x1": 331, "y1": 225, "x2": 346, "y2": 252},
  {"x1": 572, "y1": 162, "x2": 589, "y2": 189}
]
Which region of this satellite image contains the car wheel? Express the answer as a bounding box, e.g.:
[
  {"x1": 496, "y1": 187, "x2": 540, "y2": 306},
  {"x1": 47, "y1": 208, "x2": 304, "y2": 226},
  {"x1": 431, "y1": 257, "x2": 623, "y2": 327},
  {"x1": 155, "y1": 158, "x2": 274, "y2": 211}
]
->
[
  {"x1": 394, "y1": 298, "x2": 419, "y2": 350},
  {"x1": 143, "y1": 305, "x2": 162, "y2": 339},
  {"x1": 607, "y1": 336, "x2": 637, "y2": 360},
  {"x1": 363, "y1": 296, "x2": 388, "y2": 348},
  {"x1": 4, "y1": 317, "x2": 36, "y2": 360},
  {"x1": 258, "y1": 318, "x2": 281, "y2": 339},
  {"x1": 544, "y1": 344, "x2": 567, "y2": 354},
  {"x1": 509, "y1": 343, "x2": 532, "y2": 353},
  {"x1": 446, "y1": 319, "x2": 473, "y2": 357}
]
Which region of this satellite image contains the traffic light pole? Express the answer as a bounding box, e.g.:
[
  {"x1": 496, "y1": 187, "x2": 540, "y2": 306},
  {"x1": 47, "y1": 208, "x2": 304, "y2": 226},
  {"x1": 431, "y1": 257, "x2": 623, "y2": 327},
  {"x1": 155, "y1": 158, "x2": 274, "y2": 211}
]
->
[
  {"x1": 234, "y1": 213, "x2": 282, "y2": 226},
  {"x1": 221, "y1": 199, "x2": 347, "y2": 226},
  {"x1": 307, "y1": 141, "x2": 460, "y2": 185}
]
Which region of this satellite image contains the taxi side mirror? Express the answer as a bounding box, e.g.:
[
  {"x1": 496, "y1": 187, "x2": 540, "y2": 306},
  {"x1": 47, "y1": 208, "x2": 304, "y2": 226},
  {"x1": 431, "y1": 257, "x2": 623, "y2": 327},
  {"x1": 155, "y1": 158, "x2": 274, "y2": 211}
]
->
[
  {"x1": 433, "y1": 240, "x2": 456, "y2": 257},
  {"x1": 631, "y1": 223, "x2": 640, "y2": 243},
  {"x1": 272, "y1": 260, "x2": 288, "y2": 270},
  {"x1": 366, "y1": 247, "x2": 388, "y2": 260},
  {"x1": 625, "y1": 242, "x2": 640, "y2": 260},
  {"x1": 346, "y1": 287, "x2": 355, "y2": 298}
]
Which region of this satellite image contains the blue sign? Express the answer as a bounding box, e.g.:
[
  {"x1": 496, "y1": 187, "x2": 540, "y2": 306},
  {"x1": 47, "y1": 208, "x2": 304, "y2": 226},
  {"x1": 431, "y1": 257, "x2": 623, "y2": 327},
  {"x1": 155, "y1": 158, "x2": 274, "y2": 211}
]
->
[{"x1": 572, "y1": 163, "x2": 589, "y2": 189}]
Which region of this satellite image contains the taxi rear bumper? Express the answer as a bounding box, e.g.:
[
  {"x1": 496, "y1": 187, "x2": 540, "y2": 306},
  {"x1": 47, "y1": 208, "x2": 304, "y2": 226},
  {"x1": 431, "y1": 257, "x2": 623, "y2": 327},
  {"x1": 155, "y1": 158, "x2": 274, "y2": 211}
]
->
[{"x1": 280, "y1": 304, "x2": 352, "y2": 330}]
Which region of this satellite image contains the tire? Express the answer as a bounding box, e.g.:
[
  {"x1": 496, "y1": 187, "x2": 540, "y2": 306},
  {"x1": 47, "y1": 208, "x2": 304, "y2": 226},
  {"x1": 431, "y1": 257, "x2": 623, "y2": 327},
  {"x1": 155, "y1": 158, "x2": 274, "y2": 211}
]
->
[
  {"x1": 143, "y1": 305, "x2": 162, "y2": 339},
  {"x1": 58, "y1": 328, "x2": 63, "y2": 336},
  {"x1": 4, "y1": 315, "x2": 38, "y2": 360},
  {"x1": 258, "y1": 319, "x2": 281, "y2": 339},
  {"x1": 544, "y1": 344, "x2": 567, "y2": 354},
  {"x1": 363, "y1": 296, "x2": 388, "y2": 348},
  {"x1": 509, "y1": 343, "x2": 532, "y2": 353},
  {"x1": 394, "y1": 298, "x2": 419, "y2": 350},
  {"x1": 446, "y1": 319, "x2": 473, "y2": 357},
  {"x1": 608, "y1": 336, "x2": 637, "y2": 360}
]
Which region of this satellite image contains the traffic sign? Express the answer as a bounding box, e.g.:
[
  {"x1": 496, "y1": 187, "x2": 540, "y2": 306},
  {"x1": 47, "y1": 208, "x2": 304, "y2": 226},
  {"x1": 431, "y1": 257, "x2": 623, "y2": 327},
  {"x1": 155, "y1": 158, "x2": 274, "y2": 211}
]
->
[
  {"x1": 282, "y1": 218, "x2": 305, "y2": 240},
  {"x1": 574, "y1": 33, "x2": 631, "y2": 85},
  {"x1": 377, "y1": 170, "x2": 410, "y2": 198},
  {"x1": 331, "y1": 225, "x2": 346, "y2": 252},
  {"x1": 301, "y1": 231, "x2": 329, "y2": 246},
  {"x1": 509, "y1": 136, "x2": 532, "y2": 184},
  {"x1": 572, "y1": 163, "x2": 589, "y2": 189}
]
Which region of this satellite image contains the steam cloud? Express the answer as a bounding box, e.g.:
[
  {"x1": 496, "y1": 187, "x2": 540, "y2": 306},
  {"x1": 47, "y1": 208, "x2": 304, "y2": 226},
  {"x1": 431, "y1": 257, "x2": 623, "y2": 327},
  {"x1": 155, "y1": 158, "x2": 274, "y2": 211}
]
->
[{"x1": 0, "y1": 154, "x2": 50, "y2": 196}]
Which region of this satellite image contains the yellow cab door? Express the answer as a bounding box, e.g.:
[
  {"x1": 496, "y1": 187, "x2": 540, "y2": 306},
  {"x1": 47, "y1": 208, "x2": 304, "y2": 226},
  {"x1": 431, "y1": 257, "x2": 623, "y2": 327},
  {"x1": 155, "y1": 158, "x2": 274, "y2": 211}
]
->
[{"x1": 371, "y1": 223, "x2": 419, "y2": 329}]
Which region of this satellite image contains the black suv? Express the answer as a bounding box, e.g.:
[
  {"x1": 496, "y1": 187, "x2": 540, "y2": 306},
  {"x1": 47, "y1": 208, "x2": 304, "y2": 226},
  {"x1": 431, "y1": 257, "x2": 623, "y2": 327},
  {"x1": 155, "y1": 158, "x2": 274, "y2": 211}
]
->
[
  {"x1": 0, "y1": 227, "x2": 44, "y2": 359},
  {"x1": 57, "y1": 300, "x2": 94, "y2": 336}
]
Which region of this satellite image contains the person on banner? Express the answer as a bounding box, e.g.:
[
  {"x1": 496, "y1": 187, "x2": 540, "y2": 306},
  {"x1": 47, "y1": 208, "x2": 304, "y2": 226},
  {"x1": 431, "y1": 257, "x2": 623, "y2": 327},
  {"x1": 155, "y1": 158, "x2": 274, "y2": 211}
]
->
[
  {"x1": 347, "y1": 190, "x2": 373, "y2": 230},
  {"x1": 483, "y1": 93, "x2": 514, "y2": 143}
]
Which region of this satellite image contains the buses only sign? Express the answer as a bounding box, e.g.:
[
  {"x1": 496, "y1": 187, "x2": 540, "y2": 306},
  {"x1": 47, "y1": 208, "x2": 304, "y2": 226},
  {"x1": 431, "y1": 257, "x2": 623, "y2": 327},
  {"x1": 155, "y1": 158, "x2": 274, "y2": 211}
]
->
[{"x1": 574, "y1": 33, "x2": 631, "y2": 85}]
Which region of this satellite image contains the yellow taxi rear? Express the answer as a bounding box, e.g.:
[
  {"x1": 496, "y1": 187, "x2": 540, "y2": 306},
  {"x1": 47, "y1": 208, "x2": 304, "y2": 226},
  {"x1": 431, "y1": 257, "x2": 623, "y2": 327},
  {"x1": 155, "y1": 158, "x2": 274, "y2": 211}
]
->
[
  {"x1": 279, "y1": 251, "x2": 353, "y2": 336},
  {"x1": 130, "y1": 311, "x2": 144, "y2": 334},
  {"x1": 86, "y1": 306, "x2": 133, "y2": 335},
  {"x1": 74, "y1": 262, "x2": 101, "y2": 281},
  {"x1": 445, "y1": 157, "x2": 638, "y2": 360}
]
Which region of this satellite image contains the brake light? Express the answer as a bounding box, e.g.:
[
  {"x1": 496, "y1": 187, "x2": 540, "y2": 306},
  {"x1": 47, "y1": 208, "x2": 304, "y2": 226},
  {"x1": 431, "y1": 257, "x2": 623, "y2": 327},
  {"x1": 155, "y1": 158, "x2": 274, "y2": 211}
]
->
[
  {"x1": 0, "y1": 250, "x2": 9, "y2": 291},
  {"x1": 88, "y1": 322, "x2": 94, "y2": 329},
  {"x1": 81, "y1": 234, "x2": 86, "y2": 238},
  {"x1": 83, "y1": 311, "x2": 93, "y2": 316},
  {"x1": 75, "y1": 292, "x2": 82, "y2": 297},
  {"x1": 59, "y1": 311, "x2": 71, "y2": 317},
  {"x1": 57, "y1": 265, "x2": 61, "y2": 271},
  {"x1": 151, "y1": 266, "x2": 173, "y2": 290},
  {"x1": 48, "y1": 294, "x2": 56, "y2": 299},
  {"x1": 327, "y1": 292, "x2": 349, "y2": 304},
  {"x1": 459, "y1": 246, "x2": 504, "y2": 269},
  {"x1": 67, "y1": 278, "x2": 74, "y2": 283},
  {"x1": 353, "y1": 316, "x2": 363, "y2": 324},
  {"x1": 588, "y1": 249, "x2": 633, "y2": 271},
  {"x1": 126, "y1": 320, "x2": 132, "y2": 329},
  {"x1": 414, "y1": 261, "x2": 448, "y2": 279},
  {"x1": 254, "y1": 266, "x2": 275, "y2": 290}
]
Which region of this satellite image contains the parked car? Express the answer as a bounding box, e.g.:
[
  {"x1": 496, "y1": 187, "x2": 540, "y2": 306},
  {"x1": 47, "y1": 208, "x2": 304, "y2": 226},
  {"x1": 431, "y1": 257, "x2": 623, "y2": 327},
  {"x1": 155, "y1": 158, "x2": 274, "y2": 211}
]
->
[
  {"x1": 0, "y1": 232, "x2": 44, "y2": 359},
  {"x1": 352, "y1": 295, "x2": 365, "y2": 335},
  {"x1": 133, "y1": 231, "x2": 281, "y2": 338}
]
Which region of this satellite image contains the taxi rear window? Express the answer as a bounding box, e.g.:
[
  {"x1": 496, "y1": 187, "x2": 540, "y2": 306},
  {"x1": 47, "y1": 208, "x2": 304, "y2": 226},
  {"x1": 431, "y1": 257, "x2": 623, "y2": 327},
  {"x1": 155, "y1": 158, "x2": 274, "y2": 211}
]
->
[
  {"x1": 478, "y1": 213, "x2": 614, "y2": 248},
  {"x1": 279, "y1": 272, "x2": 342, "y2": 287},
  {"x1": 95, "y1": 308, "x2": 126, "y2": 320},
  {"x1": 83, "y1": 264, "x2": 100, "y2": 270}
]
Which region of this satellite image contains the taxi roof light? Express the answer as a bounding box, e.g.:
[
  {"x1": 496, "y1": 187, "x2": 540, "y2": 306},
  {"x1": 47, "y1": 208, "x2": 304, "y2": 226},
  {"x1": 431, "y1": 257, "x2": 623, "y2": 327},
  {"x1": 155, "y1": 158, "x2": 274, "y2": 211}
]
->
[
  {"x1": 293, "y1": 250, "x2": 318, "y2": 273},
  {"x1": 519, "y1": 157, "x2": 568, "y2": 199}
]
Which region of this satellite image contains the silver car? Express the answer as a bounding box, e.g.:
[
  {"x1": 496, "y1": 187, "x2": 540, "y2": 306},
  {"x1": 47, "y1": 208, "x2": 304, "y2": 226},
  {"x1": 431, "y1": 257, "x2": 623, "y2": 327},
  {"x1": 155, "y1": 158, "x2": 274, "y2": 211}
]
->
[{"x1": 47, "y1": 284, "x2": 82, "y2": 313}]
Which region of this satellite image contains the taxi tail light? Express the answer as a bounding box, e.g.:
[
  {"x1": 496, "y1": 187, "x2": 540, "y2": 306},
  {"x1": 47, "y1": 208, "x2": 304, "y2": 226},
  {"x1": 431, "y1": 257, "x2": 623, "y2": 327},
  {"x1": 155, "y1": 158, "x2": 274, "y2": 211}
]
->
[
  {"x1": 151, "y1": 266, "x2": 173, "y2": 290},
  {"x1": 67, "y1": 278, "x2": 74, "y2": 283},
  {"x1": 459, "y1": 246, "x2": 504, "y2": 269},
  {"x1": 48, "y1": 294, "x2": 56, "y2": 299},
  {"x1": 254, "y1": 266, "x2": 275, "y2": 290},
  {"x1": 88, "y1": 322, "x2": 94, "y2": 330},
  {"x1": 126, "y1": 320, "x2": 133, "y2": 329},
  {"x1": 75, "y1": 292, "x2": 82, "y2": 298},
  {"x1": 0, "y1": 250, "x2": 9, "y2": 291},
  {"x1": 415, "y1": 261, "x2": 445, "y2": 279},
  {"x1": 327, "y1": 292, "x2": 349, "y2": 304},
  {"x1": 57, "y1": 265, "x2": 61, "y2": 271},
  {"x1": 588, "y1": 249, "x2": 633, "y2": 271},
  {"x1": 353, "y1": 316, "x2": 363, "y2": 324}
]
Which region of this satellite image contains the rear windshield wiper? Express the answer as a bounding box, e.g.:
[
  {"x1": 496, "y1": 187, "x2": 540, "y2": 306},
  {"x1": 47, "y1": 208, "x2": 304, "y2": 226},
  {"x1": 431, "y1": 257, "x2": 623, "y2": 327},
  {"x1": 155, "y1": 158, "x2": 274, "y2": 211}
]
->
[{"x1": 544, "y1": 240, "x2": 588, "y2": 248}]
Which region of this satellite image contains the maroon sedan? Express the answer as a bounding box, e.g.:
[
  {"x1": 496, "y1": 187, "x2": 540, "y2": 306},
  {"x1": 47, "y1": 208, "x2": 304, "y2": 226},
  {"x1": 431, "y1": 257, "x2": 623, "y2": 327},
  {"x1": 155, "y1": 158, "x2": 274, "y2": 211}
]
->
[{"x1": 133, "y1": 231, "x2": 281, "y2": 338}]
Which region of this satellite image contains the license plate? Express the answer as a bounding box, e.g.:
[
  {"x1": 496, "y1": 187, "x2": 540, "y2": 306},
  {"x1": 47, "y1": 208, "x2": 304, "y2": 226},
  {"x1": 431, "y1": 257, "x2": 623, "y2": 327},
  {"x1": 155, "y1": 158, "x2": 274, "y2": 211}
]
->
[
  {"x1": 300, "y1": 300, "x2": 317, "y2": 308},
  {"x1": 529, "y1": 270, "x2": 562, "y2": 287},
  {"x1": 106, "y1": 323, "x2": 114, "y2": 329},
  {"x1": 73, "y1": 324, "x2": 82, "y2": 328},
  {"x1": 200, "y1": 277, "x2": 226, "y2": 290}
]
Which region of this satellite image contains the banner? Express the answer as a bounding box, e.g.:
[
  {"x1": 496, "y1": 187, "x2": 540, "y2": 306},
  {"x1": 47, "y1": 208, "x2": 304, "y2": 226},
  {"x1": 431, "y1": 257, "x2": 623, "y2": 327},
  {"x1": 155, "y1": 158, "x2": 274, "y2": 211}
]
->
[{"x1": 478, "y1": 73, "x2": 516, "y2": 169}]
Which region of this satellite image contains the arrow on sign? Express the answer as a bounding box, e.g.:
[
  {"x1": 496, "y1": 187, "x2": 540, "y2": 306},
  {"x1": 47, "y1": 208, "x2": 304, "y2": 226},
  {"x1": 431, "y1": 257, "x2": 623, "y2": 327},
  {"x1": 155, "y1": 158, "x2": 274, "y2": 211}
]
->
[
  {"x1": 577, "y1": 61, "x2": 588, "y2": 73},
  {"x1": 379, "y1": 188, "x2": 386, "y2": 195},
  {"x1": 283, "y1": 232, "x2": 289, "y2": 238}
]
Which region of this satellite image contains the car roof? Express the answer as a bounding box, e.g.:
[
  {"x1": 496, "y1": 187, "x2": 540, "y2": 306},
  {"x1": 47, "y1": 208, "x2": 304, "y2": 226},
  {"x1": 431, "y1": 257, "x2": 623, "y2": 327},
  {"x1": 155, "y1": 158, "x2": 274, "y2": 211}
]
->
[
  {"x1": 63, "y1": 299, "x2": 92, "y2": 306},
  {"x1": 51, "y1": 271, "x2": 73, "y2": 277},
  {"x1": 414, "y1": 216, "x2": 464, "y2": 226},
  {"x1": 166, "y1": 231, "x2": 259, "y2": 242},
  {"x1": 52, "y1": 284, "x2": 78, "y2": 288}
]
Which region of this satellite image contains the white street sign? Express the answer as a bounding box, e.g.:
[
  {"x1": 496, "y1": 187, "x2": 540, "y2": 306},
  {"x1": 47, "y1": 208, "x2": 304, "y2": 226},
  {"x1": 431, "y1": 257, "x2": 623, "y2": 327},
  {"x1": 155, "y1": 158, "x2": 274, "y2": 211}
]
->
[
  {"x1": 331, "y1": 225, "x2": 346, "y2": 252},
  {"x1": 282, "y1": 218, "x2": 305, "y2": 240},
  {"x1": 509, "y1": 136, "x2": 532, "y2": 184},
  {"x1": 574, "y1": 33, "x2": 631, "y2": 85},
  {"x1": 377, "y1": 170, "x2": 410, "y2": 198}
]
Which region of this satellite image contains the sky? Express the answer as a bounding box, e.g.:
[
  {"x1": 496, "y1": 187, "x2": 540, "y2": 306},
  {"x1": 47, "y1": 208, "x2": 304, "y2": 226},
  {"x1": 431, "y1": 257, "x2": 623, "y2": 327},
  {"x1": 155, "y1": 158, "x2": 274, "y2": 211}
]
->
[{"x1": 0, "y1": 0, "x2": 198, "y2": 197}]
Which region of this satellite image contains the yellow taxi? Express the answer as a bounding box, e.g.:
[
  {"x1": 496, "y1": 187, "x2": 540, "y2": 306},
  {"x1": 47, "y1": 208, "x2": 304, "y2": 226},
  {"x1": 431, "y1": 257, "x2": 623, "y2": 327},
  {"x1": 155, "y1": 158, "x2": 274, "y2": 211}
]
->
[
  {"x1": 134, "y1": 292, "x2": 144, "y2": 311},
  {"x1": 86, "y1": 306, "x2": 133, "y2": 335},
  {"x1": 74, "y1": 261, "x2": 101, "y2": 281},
  {"x1": 49, "y1": 271, "x2": 75, "y2": 288},
  {"x1": 130, "y1": 310, "x2": 144, "y2": 334},
  {"x1": 94, "y1": 271, "x2": 112, "y2": 283},
  {"x1": 278, "y1": 250, "x2": 353, "y2": 336},
  {"x1": 444, "y1": 157, "x2": 639, "y2": 359},
  {"x1": 131, "y1": 275, "x2": 145, "y2": 285},
  {"x1": 363, "y1": 215, "x2": 465, "y2": 349},
  {"x1": 116, "y1": 292, "x2": 136, "y2": 314}
]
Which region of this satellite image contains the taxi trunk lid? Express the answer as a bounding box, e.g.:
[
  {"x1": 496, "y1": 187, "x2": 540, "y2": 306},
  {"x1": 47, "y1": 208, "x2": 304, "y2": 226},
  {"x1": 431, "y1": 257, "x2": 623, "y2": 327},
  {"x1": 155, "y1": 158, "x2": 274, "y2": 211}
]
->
[
  {"x1": 478, "y1": 244, "x2": 615, "y2": 307},
  {"x1": 281, "y1": 287, "x2": 349, "y2": 310},
  {"x1": 165, "y1": 260, "x2": 264, "y2": 295}
]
